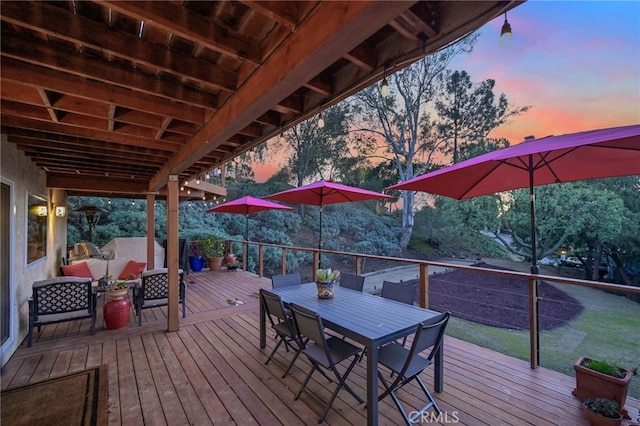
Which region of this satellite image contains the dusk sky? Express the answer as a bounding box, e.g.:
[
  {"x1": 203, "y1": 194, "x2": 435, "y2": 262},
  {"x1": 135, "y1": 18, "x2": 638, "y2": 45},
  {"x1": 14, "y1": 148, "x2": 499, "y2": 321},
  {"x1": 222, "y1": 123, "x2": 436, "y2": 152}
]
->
[{"x1": 253, "y1": 1, "x2": 640, "y2": 182}]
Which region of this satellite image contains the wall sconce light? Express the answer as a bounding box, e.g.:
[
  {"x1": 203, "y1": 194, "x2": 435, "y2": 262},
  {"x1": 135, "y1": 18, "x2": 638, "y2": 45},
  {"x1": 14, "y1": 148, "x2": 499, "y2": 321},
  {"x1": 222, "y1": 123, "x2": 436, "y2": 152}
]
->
[
  {"x1": 54, "y1": 204, "x2": 67, "y2": 217},
  {"x1": 500, "y1": 11, "x2": 512, "y2": 45},
  {"x1": 317, "y1": 112, "x2": 325, "y2": 129},
  {"x1": 37, "y1": 205, "x2": 48, "y2": 216},
  {"x1": 380, "y1": 75, "x2": 390, "y2": 98}
]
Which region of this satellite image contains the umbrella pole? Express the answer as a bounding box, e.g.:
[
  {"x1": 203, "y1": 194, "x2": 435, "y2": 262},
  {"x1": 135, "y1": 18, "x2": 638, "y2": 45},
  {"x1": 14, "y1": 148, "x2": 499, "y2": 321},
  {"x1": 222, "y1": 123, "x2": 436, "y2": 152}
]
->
[
  {"x1": 245, "y1": 216, "x2": 249, "y2": 242},
  {"x1": 318, "y1": 206, "x2": 323, "y2": 265},
  {"x1": 528, "y1": 155, "x2": 540, "y2": 368}
]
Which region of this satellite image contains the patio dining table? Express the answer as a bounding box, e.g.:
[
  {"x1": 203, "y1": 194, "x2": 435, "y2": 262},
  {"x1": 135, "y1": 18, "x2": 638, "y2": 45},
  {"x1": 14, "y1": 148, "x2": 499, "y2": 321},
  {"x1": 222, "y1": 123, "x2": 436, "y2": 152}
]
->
[{"x1": 259, "y1": 283, "x2": 444, "y2": 425}]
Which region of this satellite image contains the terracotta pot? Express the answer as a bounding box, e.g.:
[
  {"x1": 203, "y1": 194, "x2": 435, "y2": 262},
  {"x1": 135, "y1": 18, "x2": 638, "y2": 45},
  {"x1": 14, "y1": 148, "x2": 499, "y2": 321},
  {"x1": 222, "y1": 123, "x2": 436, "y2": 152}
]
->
[
  {"x1": 573, "y1": 357, "x2": 632, "y2": 410},
  {"x1": 208, "y1": 256, "x2": 224, "y2": 271},
  {"x1": 104, "y1": 298, "x2": 131, "y2": 330},
  {"x1": 582, "y1": 401, "x2": 622, "y2": 426},
  {"x1": 316, "y1": 282, "x2": 335, "y2": 299}
]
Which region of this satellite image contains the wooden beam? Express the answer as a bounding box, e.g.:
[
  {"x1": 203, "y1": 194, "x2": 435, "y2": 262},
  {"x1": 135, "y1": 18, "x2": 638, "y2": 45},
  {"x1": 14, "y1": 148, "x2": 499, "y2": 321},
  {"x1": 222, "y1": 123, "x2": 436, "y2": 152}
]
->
[
  {"x1": 149, "y1": 1, "x2": 416, "y2": 191},
  {"x1": 0, "y1": 1, "x2": 237, "y2": 92},
  {"x1": 0, "y1": 58, "x2": 207, "y2": 123},
  {"x1": 1, "y1": 28, "x2": 219, "y2": 109},
  {"x1": 1, "y1": 116, "x2": 180, "y2": 151},
  {"x1": 166, "y1": 175, "x2": 180, "y2": 332},
  {"x1": 102, "y1": 1, "x2": 262, "y2": 66},
  {"x1": 47, "y1": 175, "x2": 148, "y2": 194}
]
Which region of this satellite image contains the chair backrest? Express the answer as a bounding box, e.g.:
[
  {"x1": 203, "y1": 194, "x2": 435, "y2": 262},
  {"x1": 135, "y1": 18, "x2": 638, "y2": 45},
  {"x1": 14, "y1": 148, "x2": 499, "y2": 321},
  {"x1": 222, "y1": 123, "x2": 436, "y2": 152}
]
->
[
  {"x1": 141, "y1": 268, "x2": 184, "y2": 301},
  {"x1": 260, "y1": 289, "x2": 289, "y2": 323},
  {"x1": 289, "y1": 303, "x2": 327, "y2": 350},
  {"x1": 339, "y1": 273, "x2": 364, "y2": 292},
  {"x1": 271, "y1": 273, "x2": 301, "y2": 288},
  {"x1": 32, "y1": 277, "x2": 92, "y2": 318},
  {"x1": 381, "y1": 281, "x2": 417, "y2": 305},
  {"x1": 405, "y1": 312, "x2": 451, "y2": 369}
]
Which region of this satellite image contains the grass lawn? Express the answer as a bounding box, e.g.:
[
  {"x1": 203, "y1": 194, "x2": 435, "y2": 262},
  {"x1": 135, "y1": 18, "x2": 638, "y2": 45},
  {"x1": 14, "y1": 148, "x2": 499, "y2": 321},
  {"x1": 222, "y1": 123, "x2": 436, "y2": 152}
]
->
[{"x1": 444, "y1": 271, "x2": 640, "y2": 399}]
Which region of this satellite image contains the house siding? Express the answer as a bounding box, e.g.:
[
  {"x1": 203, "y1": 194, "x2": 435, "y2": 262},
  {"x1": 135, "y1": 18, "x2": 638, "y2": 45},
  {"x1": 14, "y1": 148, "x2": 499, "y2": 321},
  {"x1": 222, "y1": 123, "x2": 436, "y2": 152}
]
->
[{"x1": 0, "y1": 135, "x2": 67, "y2": 365}]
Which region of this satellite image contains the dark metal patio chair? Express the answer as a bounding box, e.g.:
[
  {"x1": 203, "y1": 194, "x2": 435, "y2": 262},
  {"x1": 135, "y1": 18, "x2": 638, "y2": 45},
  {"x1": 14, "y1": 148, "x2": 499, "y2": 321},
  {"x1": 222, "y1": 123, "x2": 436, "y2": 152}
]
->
[
  {"x1": 271, "y1": 273, "x2": 301, "y2": 288},
  {"x1": 381, "y1": 281, "x2": 418, "y2": 347},
  {"x1": 339, "y1": 272, "x2": 364, "y2": 292},
  {"x1": 259, "y1": 289, "x2": 303, "y2": 377},
  {"x1": 28, "y1": 277, "x2": 97, "y2": 347},
  {"x1": 381, "y1": 280, "x2": 417, "y2": 305},
  {"x1": 133, "y1": 268, "x2": 185, "y2": 326},
  {"x1": 289, "y1": 303, "x2": 364, "y2": 423},
  {"x1": 377, "y1": 311, "x2": 451, "y2": 425}
]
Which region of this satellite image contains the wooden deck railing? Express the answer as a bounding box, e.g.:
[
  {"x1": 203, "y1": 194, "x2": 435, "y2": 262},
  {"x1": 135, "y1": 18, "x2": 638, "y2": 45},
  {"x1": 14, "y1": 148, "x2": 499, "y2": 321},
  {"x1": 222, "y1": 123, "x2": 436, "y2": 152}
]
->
[{"x1": 226, "y1": 238, "x2": 640, "y2": 370}]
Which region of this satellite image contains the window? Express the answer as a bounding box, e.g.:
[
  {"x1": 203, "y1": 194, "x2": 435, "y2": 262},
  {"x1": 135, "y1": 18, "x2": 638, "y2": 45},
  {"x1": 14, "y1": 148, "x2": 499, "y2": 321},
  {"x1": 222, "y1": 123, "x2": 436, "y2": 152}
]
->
[{"x1": 27, "y1": 193, "x2": 47, "y2": 264}]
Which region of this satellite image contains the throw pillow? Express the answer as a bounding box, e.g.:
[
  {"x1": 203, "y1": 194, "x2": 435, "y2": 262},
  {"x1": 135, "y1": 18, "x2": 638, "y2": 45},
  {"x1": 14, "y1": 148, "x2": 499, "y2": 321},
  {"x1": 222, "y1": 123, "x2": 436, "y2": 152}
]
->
[
  {"x1": 61, "y1": 262, "x2": 94, "y2": 280},
  {"x1": 118, "y1": 260, "x2": 146, "y2": 280}
]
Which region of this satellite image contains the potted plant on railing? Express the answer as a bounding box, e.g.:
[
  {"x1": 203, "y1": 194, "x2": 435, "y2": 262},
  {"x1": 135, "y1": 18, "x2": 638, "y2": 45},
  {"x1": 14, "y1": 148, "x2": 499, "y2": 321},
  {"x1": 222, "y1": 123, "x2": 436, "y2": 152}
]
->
[
  {"x1": 582, "y1": 397, "x2": 622, "y2": 426},
  {"x1": 573, "y1": 357, "x2": 633, "y2": 411},
  {"x1": 225, "y1": 253, "x2": 240, "y2": 271},
  {"x1": 201, "y1": 236, "x2": 225, "y2": 271},
  {"x1": 316, "y1": 268, "x2": 340, "y2": 299},
  {"x1": 188, "y1": 241, "x2": 205, "y2": 272}
]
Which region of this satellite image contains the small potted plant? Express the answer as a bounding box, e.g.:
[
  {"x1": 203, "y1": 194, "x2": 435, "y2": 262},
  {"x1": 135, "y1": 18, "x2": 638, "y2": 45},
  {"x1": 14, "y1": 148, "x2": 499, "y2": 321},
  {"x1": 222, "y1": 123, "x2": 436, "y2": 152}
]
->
[
  {"x1": 188, "y1": 241, "x2": 205, "y2": 272},
  {"x1": 316, "y1": 268, "x2": 340, "y2": 299},
  {"x1": 107, "y1": 280, "x2": 130, "y2": 300},
  {"x1": 582, "y1": 397, "x2": 622, "y2": 426},
  {"x1": 225, "y1": 253, "x2": 240, "y2": 271},
  {"x1": 201, "y1": 236, "x2": 226, "y2": 271},
  {"x1": 573, "y1": 357, "x2": 632, "y2": 410}
]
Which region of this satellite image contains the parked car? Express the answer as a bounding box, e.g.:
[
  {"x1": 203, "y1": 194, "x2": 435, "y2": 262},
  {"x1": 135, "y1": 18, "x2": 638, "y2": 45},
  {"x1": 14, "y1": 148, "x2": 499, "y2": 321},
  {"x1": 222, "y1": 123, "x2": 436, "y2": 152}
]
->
[
  {"x1": 540, "y1": 257, "x2": 559, "y2": 267},
  {"x1": 563, "y1": 257, "x2": 583, "y2": 268}
]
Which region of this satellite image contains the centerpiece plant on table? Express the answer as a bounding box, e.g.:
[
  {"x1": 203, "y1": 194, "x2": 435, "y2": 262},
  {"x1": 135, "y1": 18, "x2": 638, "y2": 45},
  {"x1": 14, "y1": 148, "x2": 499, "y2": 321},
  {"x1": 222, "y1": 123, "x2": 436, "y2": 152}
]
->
[{"x1": 316, "y1": 268, "x2": 340, "y2": 299}]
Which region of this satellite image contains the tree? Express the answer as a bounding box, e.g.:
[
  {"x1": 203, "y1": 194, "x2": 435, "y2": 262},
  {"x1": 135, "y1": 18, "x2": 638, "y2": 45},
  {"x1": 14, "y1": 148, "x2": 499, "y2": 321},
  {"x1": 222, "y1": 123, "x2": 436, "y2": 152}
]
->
[
  {"x1": 435, "y1": 71, "x2": 530, "y2": 163},
  {"x1": 501, "y1": 182, "x2": 627, "y2": 281},
  {"x1": 280, "y1": 103, "x2": 353, "y2": 188},
  {"x1": 352, "y1": 35, "x2": 477, "y2": 249}
]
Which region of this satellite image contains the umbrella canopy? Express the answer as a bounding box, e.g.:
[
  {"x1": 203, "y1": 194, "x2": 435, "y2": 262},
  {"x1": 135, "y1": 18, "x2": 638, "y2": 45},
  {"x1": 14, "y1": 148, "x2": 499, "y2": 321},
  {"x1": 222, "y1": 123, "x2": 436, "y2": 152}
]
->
[
  {"x1": 265, "y1": 180, "x2": 393, "y2": 250},
  {"x1": 387, "y1": 124, "x2": 640, "y2": 270},
  {"x1": 207, "y1": 195, "x2": 291, "y2": 241}
]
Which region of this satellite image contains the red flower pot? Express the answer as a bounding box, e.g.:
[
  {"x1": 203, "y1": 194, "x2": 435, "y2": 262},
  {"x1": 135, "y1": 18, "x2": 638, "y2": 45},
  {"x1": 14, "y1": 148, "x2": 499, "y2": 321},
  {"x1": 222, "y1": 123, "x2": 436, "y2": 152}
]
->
[{"x1": 104, "y1": 297, "x2": 131, "y2": 330}]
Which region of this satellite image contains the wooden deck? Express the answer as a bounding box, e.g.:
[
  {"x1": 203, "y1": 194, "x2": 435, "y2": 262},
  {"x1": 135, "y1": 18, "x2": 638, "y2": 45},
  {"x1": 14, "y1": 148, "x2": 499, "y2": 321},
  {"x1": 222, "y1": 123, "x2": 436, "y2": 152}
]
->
[{"x1": 3, "y1": 270, "x2": 638, "y2": 425}]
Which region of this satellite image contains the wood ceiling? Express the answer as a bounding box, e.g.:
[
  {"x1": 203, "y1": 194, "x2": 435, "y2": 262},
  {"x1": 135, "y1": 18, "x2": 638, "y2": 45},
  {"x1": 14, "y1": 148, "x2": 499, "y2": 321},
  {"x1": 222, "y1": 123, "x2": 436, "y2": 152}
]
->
[{"x1": 1, "y1": 1, "x2": 522, "y2": 198}]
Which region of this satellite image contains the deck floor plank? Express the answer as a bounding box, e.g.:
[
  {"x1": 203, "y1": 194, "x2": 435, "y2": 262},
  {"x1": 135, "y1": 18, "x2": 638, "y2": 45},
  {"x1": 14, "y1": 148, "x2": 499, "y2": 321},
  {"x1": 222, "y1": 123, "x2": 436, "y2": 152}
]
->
[{"x1": 4, "y1": 269, "x2": 638, "y2": 425}]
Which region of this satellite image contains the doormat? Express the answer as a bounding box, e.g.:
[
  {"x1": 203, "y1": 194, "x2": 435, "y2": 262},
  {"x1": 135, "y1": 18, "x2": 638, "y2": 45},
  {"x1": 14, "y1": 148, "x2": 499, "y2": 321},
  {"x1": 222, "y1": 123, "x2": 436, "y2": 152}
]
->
[{"x1": 1, "y1": 365, "x2": 108, "y2": 426}]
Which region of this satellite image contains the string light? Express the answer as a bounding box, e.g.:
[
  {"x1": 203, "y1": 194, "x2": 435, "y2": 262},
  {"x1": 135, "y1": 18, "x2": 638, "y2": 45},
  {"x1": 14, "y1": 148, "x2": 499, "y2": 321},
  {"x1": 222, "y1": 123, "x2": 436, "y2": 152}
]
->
[
  {"x1": 500, "y1": 11, "x2": 512, "y2": 46},
  {"x1": 380, "y1": 76, "x2": 390, "y2": 97},
  {"x1": 317, "y1": 112, "x2": 325, "y2": 129}
]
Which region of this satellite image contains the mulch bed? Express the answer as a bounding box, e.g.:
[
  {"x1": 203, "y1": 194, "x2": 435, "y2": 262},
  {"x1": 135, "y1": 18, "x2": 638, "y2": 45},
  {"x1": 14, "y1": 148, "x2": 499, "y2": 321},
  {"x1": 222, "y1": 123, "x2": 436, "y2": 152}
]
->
[{"x1": 403, "y1": 262, "x2": 584, "y2": 331}]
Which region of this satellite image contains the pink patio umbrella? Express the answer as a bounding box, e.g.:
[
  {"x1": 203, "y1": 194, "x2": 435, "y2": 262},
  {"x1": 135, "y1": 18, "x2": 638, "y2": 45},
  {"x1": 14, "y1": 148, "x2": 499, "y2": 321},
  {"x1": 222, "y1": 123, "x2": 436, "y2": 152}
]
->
[
  {"x1": 387, "y1": 124, "x2": 640, "y2": 272},
  {"x1": 387, "y1": 124, "x2": 640, "y2": 364},
  {"x1": 264, "y1": 180, "x2": 393, "y2": 250},
  {"x1": 207, "y1": 195, "x2": 292, "y2": 241}
]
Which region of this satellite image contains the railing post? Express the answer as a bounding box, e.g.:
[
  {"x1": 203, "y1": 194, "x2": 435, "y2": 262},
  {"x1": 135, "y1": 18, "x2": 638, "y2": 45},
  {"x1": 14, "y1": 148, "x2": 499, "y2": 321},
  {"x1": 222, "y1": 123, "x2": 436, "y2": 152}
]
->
[
  {"x1": 419, "y1": 264, "x2": 429, "y2": 308},
  {"x1": 355, "y1": 256, "x2": 362, "y2": 276},
  {"x1": 529, "y1": 277, "x2": 539, "y2": 369},
  {"x1": 258, "y1": 244, "x2": 264, "y2": 277},
  {"x1": 281, "y1": 247, "x2": 287, "y2": 275},
  {"x1": 242, "y1": 242, "x2": 247, "y2": 272}
]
